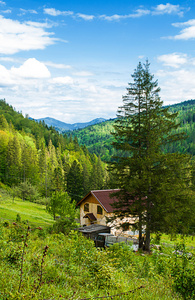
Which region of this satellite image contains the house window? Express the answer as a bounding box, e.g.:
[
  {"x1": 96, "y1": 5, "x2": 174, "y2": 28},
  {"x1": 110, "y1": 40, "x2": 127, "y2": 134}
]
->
[
  {"x1": 97, "y1": 205, "x2": 103, "y2": 215},
  {"x1": 84, "y1": 203, "x2": 89, "y2": 212}
]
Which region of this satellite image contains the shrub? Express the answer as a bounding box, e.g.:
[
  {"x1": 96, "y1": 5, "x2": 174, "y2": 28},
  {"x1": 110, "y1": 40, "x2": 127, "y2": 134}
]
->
[
  {"x1": 16, "y1": 213, "x2": 21, "y2": 223},
  {"x1": 52, "y1": 217, "x2": 78, "y2": 235},
  {"x1": 172, "y1": 244, "x2": 195, "y2": 299}
]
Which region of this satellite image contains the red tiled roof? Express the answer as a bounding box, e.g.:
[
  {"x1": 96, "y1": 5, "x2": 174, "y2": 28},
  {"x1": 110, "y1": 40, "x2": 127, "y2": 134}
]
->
[
  {"x1": 91, "y1": 189, "x2": 120, "y2": 213},
  {"x1": 77, "y1": 189, "x2": 120, "y2": 213}
]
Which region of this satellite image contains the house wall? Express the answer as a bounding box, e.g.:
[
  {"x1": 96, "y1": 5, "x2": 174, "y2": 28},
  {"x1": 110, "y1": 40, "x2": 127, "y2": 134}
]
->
[
  {"x1": 80, "y1": 194, "x2": 110, "y2": 226},
  {"x1": 79, "y1": 194, "x2": 139, "y2": 238}
]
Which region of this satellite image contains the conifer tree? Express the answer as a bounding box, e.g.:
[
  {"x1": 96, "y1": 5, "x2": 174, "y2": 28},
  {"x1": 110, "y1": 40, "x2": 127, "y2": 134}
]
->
[
  {"x1": 110, "y1": 61, "x2": 192, "y2": 250},
  {"x1": 67, "y1": 160, "x2": 84, "y2": 202},
  {"x1": 6, "y1": 134, "x2": 21, "y2": 185}
]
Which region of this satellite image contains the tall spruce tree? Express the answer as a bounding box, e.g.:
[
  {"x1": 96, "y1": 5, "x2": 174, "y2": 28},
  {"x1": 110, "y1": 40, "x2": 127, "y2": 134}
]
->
[{"x1": 110, "y1": 61, "x2": 192, "y2": 251}]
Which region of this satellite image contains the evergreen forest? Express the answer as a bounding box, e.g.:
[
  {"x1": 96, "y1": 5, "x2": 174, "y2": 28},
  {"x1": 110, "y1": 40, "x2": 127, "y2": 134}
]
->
[
  {"x1": 0, "y1": 93, "x2": 195, "y2": 299},
  {"x1": 0, "y1": 99, "x2": 108, "y2": 203},
  {"x1": 68, "y1": 99, "x2": 195, "y2": 162}
]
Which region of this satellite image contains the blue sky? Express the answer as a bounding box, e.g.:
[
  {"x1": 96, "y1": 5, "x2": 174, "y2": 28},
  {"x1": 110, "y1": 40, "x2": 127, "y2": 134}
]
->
[{"x1": 0, "y1": 1, "x2": 195, "y2": 123}]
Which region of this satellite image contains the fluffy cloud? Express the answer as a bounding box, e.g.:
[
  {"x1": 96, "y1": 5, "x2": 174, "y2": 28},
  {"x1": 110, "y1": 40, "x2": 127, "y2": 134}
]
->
[
  {"x1": 0, "y1": 64, "x2": 13, "y2": 86},
  {"x1": 152, "y1": 3, "x2": 185, "y2": 16},
  {"x1": 157, "y1": 68, "x2": 195, "y2": 103},
  {"x1": 11, "y1": 58, "x2": 51, "y2": 78},
  {"x1": 157, "y1": 53, "x2": 188, "y2": 68},
  {"x1": 0, "y1": 58, "x2": 123, "y2": 123},
  {"x1": 165, "y1": 19, "x2": 195, "y2": 40},
  {"x1": 0, "y1": 15, "x2": 56, "y2": 54}
]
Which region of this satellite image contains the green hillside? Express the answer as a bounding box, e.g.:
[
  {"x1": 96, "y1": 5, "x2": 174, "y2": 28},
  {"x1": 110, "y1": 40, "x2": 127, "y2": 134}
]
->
[
  {"x1": 68, "y1": 100, "x2": 195, "y2": 161},
  {"x1": 0, "y1": 188, "x2": 53, "y2": 227},
  {"x1": 0, "y1": 99, "x2": 109, "y2": 203}
]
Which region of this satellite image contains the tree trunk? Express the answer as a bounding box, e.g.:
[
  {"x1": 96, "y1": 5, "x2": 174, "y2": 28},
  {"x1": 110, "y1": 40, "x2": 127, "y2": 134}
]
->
[
  {"x1": 145, "y1": 228, "x2": 150, "y2": 252},
  {"x1": 138, "y1": 214, "x2": 143, "y2": 249},
  {"x1": 145, "y1": 211, "x2": 151, "y2": 252}
]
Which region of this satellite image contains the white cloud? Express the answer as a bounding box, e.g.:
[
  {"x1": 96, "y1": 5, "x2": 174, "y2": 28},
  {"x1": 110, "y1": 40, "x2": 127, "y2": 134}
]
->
[
  {"x1": 0, "y1": 59, "x2": 123, "y2": 123},
  {"x1": 157, "y1": 53, "x2": 188, "y2": 68},
  {"x1": 99, "y1": 14, "x2": 122, "y2": 21},
  {"x1": 0, "y1": 15, "x2": 57, "y2": 54},
  {"x1": 73, "y1": 71, "x2": 94, "y2": 77},
  {"x1": 99, "y1": 4, "x2": 186, "y2": 21},
  {"x1": 0, "y1": 64, "x2": 13, "y2": 86},
  {"x1": 11, "y1": 58, "x2": 51, "y2": 79},
  {"x1": 44, "y1": 8, "x2": 73, "y2": 16},
  {"x1": 129, "y1": 9, "x2": 150, "y2": 18},
  {"x1": 0, "y1": 57, "x2": 16, "y2": 62},
  {"x1": 19, "y1": 8, "x2": 38, "y2": 15},
  {"x1": 166, "y1": 19, "x2": 195, "y2": 40},
  {"x1": 152, "y1": 3, "x2": 185, "y2": 17},
  {"x1": 51, "y1": 76, "x2": 74, "y2": 85},
  {"x1": 1, "y1": 9, "x2": 11, "y2": 14},
  {"x1": 99, "y1": 9, "x2": 150, "y2": 21},
  {"x1": 173, "y1": 19, "x2": 195, "y2": 27},
  {"x1": 44, "y1": 61, "x2": 72, "y2": 69},
  {"x1": 76, "y1": 13, "x2": 94, "y2": 21},
  {"x1": 157, "y1": 68, "x2": 195, "y2": 104},
  {"x1": 0, "y1": 1, "x2": 5, "y2": 5}
]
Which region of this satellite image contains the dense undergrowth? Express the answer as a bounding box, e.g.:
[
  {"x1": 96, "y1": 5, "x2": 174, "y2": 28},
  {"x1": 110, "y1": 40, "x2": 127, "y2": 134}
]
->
[{"x1": 0, "y1": 221, "x2": 194, "y2": 300}]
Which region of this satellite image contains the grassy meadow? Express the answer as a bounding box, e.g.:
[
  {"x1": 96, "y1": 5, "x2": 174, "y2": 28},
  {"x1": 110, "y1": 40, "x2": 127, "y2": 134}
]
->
[
  {"x1": 0, "y1": 188, "x2": 194, "y2": 300},
  {"x1": 0, "y1": 188, "x2": 53, "y2": 228}
]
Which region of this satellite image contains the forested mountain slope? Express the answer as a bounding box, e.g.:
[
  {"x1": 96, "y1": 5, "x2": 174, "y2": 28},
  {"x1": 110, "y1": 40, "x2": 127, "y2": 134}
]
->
[
  {"x1": 0, "y1": 99, "x2": 108, "y2": 202},
  {"x1": 69, "y1": 100, "x2": 195, "y2": 161},
  {"x1": 31, "y1": 116, "x2": 106, "y2": 132}
]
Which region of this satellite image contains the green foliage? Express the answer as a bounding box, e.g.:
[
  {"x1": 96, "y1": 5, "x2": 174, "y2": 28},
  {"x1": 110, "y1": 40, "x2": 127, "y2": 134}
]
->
[
  {"x1": 15, "y1": 181, "x2": 40, "y2": 202},
  {"x1": 70, "y1": 100, "x2": 195, "y2": 161},
  {"x1": 109, "y1": 61, "x2": 194, "y2": 251},
  {"x1": 0, "y1": 222, "x2": 194, "y2": 299},
  {"x1": 52, "y1": 216, "x2": 78, "y2": 234},
  {"x1": 172, "y1": 244, "x2": 195, "y2": 299},
  {"x1": 0, "y1": 99, "x2": 108, "y2": 202},
  {"x1": 46, "y1": 190, "x2": 76, "y2": 221},
  {"x1": 16, "y1": 213, "x2": 21, "y2": 223},
  {"x1": 0, "y1": 192, "x2": 53, "y2": 227}
]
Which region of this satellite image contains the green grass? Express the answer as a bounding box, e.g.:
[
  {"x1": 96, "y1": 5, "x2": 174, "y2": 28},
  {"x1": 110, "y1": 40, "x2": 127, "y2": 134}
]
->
[
  {"x1": 151, "y1": 233, "x2": 195, "y2": 249},
  {"x1": 0, "y1": 189, "x2": 53, "y2": 228},
  {"x1": 0, "y1": 188, "x2": 194, "y2": 299}
]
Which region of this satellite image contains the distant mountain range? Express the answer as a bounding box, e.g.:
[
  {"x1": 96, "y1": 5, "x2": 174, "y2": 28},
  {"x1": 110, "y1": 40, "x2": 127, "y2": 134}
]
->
[{"x1": 30, "y1": 117, "x2": 107, "y2": 132}]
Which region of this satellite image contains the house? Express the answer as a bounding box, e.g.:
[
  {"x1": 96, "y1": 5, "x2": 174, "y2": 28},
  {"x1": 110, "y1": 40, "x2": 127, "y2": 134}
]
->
[
  {"x1": 77, "y1": 189, "x2": 120, "y2": 227},
  {"x1": 77, "y1": 189, "x2": 139, "y2": 237}
]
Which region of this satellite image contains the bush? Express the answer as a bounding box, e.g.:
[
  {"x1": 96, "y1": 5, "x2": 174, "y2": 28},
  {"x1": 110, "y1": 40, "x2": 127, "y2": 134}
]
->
[
  {"x1": 172, "y1": 244, "x2": 195, "y2": 299},
  {"x1": 52, "y1": 217, "x2": 78, "y2": 235}
]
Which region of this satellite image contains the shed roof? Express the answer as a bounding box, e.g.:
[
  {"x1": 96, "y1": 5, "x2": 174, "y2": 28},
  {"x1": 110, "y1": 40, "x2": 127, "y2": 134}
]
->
[
  {"x1": 83, "y1": 213, "x2": 97, "y2": 221},
  {"x1": 77, "y1": 189, "x2": 120, "y2": 213},
  {"x1": 77, "y1": 224, "x2": 110, "y2": 234}
]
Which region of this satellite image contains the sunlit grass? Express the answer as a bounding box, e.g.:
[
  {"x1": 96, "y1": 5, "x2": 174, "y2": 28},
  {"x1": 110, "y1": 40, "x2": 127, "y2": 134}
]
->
[
  {"x1": 151, "y1": 233, "x2": 195, "y2": 249},
  {"x1": 0, "y1": 191, "x2": 53, "y2": 227}
]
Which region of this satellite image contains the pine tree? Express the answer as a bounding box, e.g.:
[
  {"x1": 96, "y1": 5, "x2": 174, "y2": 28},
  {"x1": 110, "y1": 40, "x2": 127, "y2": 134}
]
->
[
  {"x1": 110, "y1": 61, "x2": 192, "y2": 250},
  {"x1": 6, "y1": 134, "x2": 21, "y2": 185},
  {"x1": 67, "y1": 160, "x2": 84, "y2": 202},
  {"x1": 0, "y1": 129, "x2": 9, "y2": 182}
]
